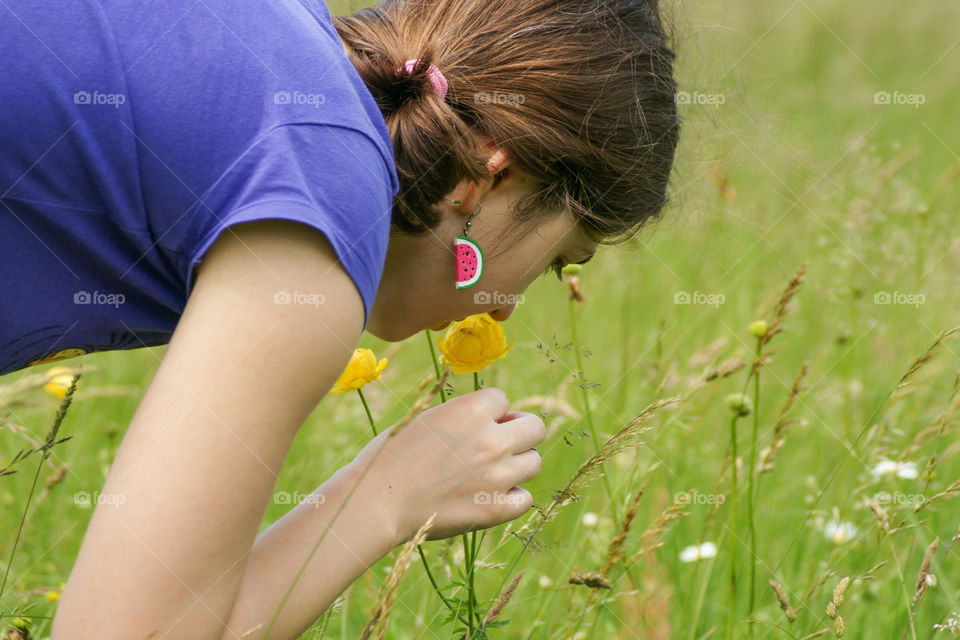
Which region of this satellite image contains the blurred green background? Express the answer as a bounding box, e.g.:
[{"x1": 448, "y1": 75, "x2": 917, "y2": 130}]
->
[{"x1": 4, "y1": 0, "x2": 960, "y2": 637}]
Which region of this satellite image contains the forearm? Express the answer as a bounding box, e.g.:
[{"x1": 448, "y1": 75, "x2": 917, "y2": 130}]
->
[{"x1": 221, "y1": 464, "x2": 401, "y2": 640}]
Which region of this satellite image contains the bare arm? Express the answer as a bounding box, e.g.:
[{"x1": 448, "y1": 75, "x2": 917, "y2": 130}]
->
[
  {"x1": 220, "y1": 464, "x2": 398, "y2": 639},
  {"x1": 52, "y1": 220, "x2": 367, "y2": 638},
  {"x1": 54, "y1": 219, "x2": 546, "y2": 639}
]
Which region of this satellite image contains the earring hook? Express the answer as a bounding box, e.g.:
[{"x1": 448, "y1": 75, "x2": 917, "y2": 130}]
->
[{"x1": 445, "y1": 197, "x2": 482, "y2": 237}]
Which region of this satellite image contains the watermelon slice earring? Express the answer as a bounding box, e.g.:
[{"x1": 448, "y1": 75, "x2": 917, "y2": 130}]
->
[{"x1": 446, "y1": 197, "x2": 484, "y2": 290}]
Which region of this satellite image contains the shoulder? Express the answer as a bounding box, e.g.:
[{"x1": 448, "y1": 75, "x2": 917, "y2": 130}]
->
[{"x1": 179, "y1": 218, "x2": 364, "y2": 415}]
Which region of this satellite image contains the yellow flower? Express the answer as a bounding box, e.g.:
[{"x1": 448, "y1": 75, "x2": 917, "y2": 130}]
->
[
  {"x1": 436, "y1": 313, "x2": 514, "y2": 373},
  {"x1": 330, "y1": 348, "x2": 388, "y2": 394},
  {"x1": 43, "y1": 366, "x2": 75, "y2": 399},
  {"x1": 44, "y1": 588, "x2": 61, "y2": 603}
]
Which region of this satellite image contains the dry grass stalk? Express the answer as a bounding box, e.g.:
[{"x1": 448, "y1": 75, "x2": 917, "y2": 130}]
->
[
  {"x1": 910, "y1": 372, "x2": 960, "y2": 482},
  {"x1": 514, "y1": 398, "x2": 678, "y2": 545},
  {"x1": 37, "y1": 462, "x2": 70, "y2": 503},
  {"x1": 482, "y1": 570, "x2": 524, "y2": 626},
  {"x1": 911, "y1": 477, "x2": 960, "y2": 513},
  {"x1": 826, "y1": 576, "x2": 849, "y2": 621},
  {"x1": 933, "y1": 613, "x2": 960, "y2": 635},
  {"x1": 863, "y1": 496, "x2": 890, "y2": 536},
  {"x1": 0, "y1": 364, "x2": 89, "y2": 410},
  {"x1": 758, "y1": 361, "x2": 810, "y2": 475},
  {"x1": 602, "y1": 475, "x2": 652, "y2": 576},
  {"x1": 904, "y1": 371, "x2": 960, "y2": 458},
  {"x1": 389, "y1": 370, "x2": 450, "y2": 438},
  {"x1": 682, "y1": 357, "x2": 746, "y2": 401},
  {"x1": 757, "y1": 261, "x2": 808, "y2": 353},
  {"x1": 704, "y1": 358, "x2": 746, "y2": 383},
  {"x1": 708, "y1": 167, "x2": 738, "y2": 202},
  {"x1": 913, "y1": 536, "x2": 939, "y2": 606},
  {"x1": 687, "y1": 337, "x2": 729, "y2": 368},
  {"x1": 769, "y1": 579, "x2": 798, "y2": 622},
  {"x1": 359, "y1": 513, "x2": 437, "y2": 640},
  {"x1": 565, "y1": 273, "x2": 584, "y2": 301},
  {"x1": 895, "y1": 327, "x2": 960, "y2": 392},
  {"x1": 569, "y1": 572, "x2": 612, "y2": 590},
  {"x1": 623, "y1": 490, "x2": 692, "y2": 570}
]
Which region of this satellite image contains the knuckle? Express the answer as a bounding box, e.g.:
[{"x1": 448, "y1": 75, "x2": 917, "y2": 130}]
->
[
  {"x1": 485, "y1": 386, "x2": 509, "y2": 409},
  {"x1": 479, "y1": 430, "x2": 506, "y2": 457},
  {"x1": 486, "y1": 465, "x2": 511, "y2": 488}
]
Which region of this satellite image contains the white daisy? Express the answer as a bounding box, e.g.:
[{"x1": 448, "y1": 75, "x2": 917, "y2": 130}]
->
[
  {"x1": 824, "y1": 519, "x2": 858, "y2": 544},
  {"x1": 679, "y1": 542, "x2": 718, "y2": 563},
  {"x1": 871, "y1": 459, "x2": 919, "y2": 479}
]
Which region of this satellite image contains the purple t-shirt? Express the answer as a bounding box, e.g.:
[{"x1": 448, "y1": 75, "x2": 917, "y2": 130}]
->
[{"x1": 0, "y1": 0, "x2": 399, "y2": 376}]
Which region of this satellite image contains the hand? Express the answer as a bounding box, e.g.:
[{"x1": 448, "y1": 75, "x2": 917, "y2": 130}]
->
[{"x1": 342, "y1": 387, "x2": 545, "y2": 546}]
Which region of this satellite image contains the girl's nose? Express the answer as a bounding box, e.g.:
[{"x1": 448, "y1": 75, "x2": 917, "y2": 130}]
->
[{"x1": 488, "y1": 304, "x2": 516, "y2": 322}]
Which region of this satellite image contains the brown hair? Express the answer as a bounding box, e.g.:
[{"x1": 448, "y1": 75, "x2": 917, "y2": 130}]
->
[{"x1": 334, "y1": 0, "x2": 680, "y2": 248}]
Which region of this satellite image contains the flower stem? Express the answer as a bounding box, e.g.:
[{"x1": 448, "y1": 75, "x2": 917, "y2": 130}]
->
[
  {"x1": 569, "y1": 296, "x2": 620, "y2": 527},
  {"x1": 746, "y1": 343, "x2": 761, "y2": 640},
  {"x1": 727, "y1": 411, "x2": 739, "y2": 640},
  {"x1": 424, "y1": 330, "x2": 448, "y2": 403},
  {"x1": 356, "y1": 388, "x2": 377, "y2": 437},
  {"x1": 464, "y1": 371, "x2": 482, "y2": 632},
  {"x1": 416, "y1": 330, "x2": 476, "y2": 631},
  {"x1": 424, "y1": 329, "x2": 481, "y2": 635},
  {"x1": 416, "y1": 545, "x2": 471, "y2": 627}
]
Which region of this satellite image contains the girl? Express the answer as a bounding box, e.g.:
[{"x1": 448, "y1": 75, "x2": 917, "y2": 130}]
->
[{"x1": 0, "y1": 0, "x2": 679, "y2": 636}]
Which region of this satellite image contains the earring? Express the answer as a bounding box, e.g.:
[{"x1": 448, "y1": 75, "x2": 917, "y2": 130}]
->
[{"x1": 446, "y1": 197, "x2": 484, "y2": 290}]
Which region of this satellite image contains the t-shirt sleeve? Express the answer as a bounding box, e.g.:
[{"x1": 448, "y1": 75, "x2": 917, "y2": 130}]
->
[{"x1": 182, "y1": 123, "x2": 397, "y2": 330}]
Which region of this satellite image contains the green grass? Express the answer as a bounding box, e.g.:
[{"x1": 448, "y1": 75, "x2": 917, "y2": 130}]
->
[{"x1": 4, "y1": 0, "x2": 960, "y2": 637}]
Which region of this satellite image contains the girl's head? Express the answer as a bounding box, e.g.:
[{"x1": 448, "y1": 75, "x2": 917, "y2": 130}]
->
[{"x1": 334, "y1": 0, "x2": 680, "y2": 341}]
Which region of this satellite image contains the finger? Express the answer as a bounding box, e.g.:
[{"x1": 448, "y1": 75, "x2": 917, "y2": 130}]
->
[
  {"x1": 499, "y1": 486, "x2": 533, "y2": 520},
  {"x1": 471, "y1": 386, "x2": 510, "y2": 420},
  {"x1": 494, "y1": 412, "x2": 546, "y2": 453},
  {"x1": 509, "y1": 448, "x2": 542, "y2": 485}
]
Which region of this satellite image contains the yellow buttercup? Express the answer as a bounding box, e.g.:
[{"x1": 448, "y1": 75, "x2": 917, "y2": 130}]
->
[
  {"x1": 330, "y1": 348, "x2": 388, "y2": 394},
  {"x1": 436, "y1": 313, "x2": 514, "y2": 374},
  {"x1": 43, "y1": 366, "x2": 76, "y2": 399}
]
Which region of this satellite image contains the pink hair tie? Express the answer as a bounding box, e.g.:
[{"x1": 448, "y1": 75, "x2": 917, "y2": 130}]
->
[{"x1": 399, "y1": 58, "x2": 448, "y2": 101}]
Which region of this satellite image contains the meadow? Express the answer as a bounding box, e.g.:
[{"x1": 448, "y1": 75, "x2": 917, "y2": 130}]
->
[{"x1": 3, "y1": 0, "x2": 960, "y2": 637}]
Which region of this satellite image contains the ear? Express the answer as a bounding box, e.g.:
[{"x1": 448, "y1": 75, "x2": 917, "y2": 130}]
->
[{"x1": 449, "y1": 147, "x2": 513, "y2": 220}]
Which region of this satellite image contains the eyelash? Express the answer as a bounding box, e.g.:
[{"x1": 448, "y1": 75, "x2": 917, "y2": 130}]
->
[{"x1": 544, "y1": 258, "x2": 566, "y2": 280}]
